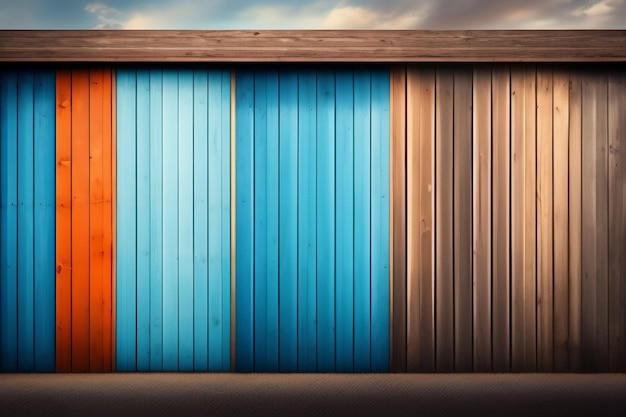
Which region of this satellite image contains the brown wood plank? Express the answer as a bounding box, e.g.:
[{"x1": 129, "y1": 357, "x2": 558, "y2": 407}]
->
[
  {"x1": 390, "y1": 66, "x2": 407, "y2": 373},
  {"x1": 453, "y1": 66, "x2": 473, "y2": 373},
  {"x1": 491, "y1": 65, "x2": 511, "y2": 372},
  {"x1": 435, "y1": 67, "x2": 454, "y2": 373},
  {"x1": 568, "y1": 72, "x2": 583, "y2": 372},
  {"x1": 472, "y1": 65, "x2": 492, "y2": 372},
  {"x1": 511, "y1": 66, "x2": 537, "y2": 372},
  {"x1": 1, "y1": 31, "x2": 626, "y2": 62},
  {"x1": 537, "y1": 67, "x2": 554, "y2": 373},
  {"x1": 553, "y1": 70, "x2": 570, "y2": 373},
  {"x1": 581, "y1": 72, "x2": 610, "y2": 372},
  {"x1": 608, "y1": 71, "x2": 626, "y2": 372}
]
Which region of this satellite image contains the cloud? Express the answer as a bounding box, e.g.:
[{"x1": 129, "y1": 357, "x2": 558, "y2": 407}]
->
[
  {"x1": 321, "y1": 5, "x2": 426, "y2": 29},
  {"x1": 85, "y1": 2, "x2": 124, "y2": 28}
]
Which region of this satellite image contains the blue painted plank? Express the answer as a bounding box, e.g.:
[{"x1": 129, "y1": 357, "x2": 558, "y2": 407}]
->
[
  {"x1": 178, "y1": 69, "x2": 195, "y2": 371},
  {"x1": 0, "y1": 70, "x2": 18, "y2": 372},
  {"x1": 316, "y1": 70, "x2": 336, "y2": 372},
  {"x1": 353, "y1": 70, "x2": 372, "y2": 372},
  {"x1": 335, "y1": 70, "x2": 355, "y2": 372},
  {"x1": 253, "y1": 71, "x2": 269, "y2": 371},
  {"x1": 370, "y1": 69, "x2": 390, "y2": 372},
  {"x1": 235, "y1": 70, "x2": 255, "y2": 372},
  {"x1": 208, "y1": 69, "x2": 224, "y2": 371},
  {"x1": 149, "y1": 69, "x2": 164, "y2": 371},
  {"x1": 278, "y1": 70, "x2": 298, "y2": 372},
  {"x1": 162, "y1": 69, "x2": 179, "y2": 371},
  {"x1": 136, "y1": 69, "x2": 151, "y2": 371},
  {"x1": 297, "y1": 70, "x2": 317, "y2": 372},
  {"x1": 193, "y1": 69, "x2": 209, "y2": 371},
  {"x1": 116, "y1": 69, "x2": 138, "y2": 371},
  {"x1": 17, "y1": 70, "x2": 35, "y2": 371},
  {"x1": 220, "y1": 70, "x2": 231, "y2": 370},
  {"x1": 32, "y1": 70, "x2": 55, "y2": 372}
]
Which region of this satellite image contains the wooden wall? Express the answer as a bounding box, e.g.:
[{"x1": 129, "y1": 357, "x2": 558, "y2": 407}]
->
[
  {"x1": 235, "y1": 68, "x2": 390, "y2": 372},
  {"x1": 390, "y1": 64, "x2": 626, "y2": 373},
  {"x1": 115, "y1": 69, "x2": 232, "y2": 372},
  {"x1": 55, "y1": 68, "x2": 114, "y2": 372},
  {"x1": 0, "y1": 70, "x2": 56, "y2": 372}
]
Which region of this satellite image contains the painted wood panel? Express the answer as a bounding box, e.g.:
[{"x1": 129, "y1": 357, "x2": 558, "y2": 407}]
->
[
  {"x1": 115, "y1": 68, "x2": 231, "y2": 372},
  {"x1": 235, "y1": 68, "x2": 390, "y2": 372},
  {"x1": 55, "y1": 68, "x2": 114, "y2": 372},
  {"x1": 1, "y1": 69, "x2": 55, "y2": 372}
]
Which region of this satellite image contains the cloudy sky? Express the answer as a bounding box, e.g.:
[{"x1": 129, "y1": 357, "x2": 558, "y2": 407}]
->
[{"x1": 0, "y1": 0, "x2": 624, "y2": 29}]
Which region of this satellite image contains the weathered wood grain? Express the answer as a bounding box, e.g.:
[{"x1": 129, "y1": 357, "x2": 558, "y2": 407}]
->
[{"x1": 1, "y1": 31, "x2": 626, "y2": 62}]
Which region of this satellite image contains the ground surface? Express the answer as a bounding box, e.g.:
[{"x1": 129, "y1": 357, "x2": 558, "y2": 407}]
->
[{"x1": 1, "y1": 373, "x2": 625, "y2": 416}]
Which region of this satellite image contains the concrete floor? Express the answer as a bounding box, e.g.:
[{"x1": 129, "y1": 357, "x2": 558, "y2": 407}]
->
[{"x1": 1, "y1": 373, "x2": 625, "y2": 417}]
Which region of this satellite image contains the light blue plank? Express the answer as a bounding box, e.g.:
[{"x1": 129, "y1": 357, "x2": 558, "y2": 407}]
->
[
  {"x1": 220, "y1": 70, "x2": 231, "y2": 371},
  {"x1": 149, "y1": 69, "x2": 164, "y2": 371},
  {"x1": 266, "y1": 71, "x2": 280, "y2": 372},
  {"x1": 253, "y1": 71, "x2": 269, "y2": 371},
  {"x1": 297, "y1": 70, "x2": 317, "y2": 372},
  {"x1": 335, "y1": 70, "x2": 355, "y2": 372},
  {"x1": 278, "y1": 70, "x2": 298, "y2": 372},
  {"x1": 370, "y1": 69, "x2": 390, "y2": 372},
  {"x1": 178, "y1": 69, "x2": 194, "y2": 371},
  {"x1": 162, "y1": 69, "x2": 179, "y2": 371},
  {"x1": 316, "y1": 70, "x2": 336, "y2": 372},
  {"x1": 0, "y1": 70, "x2": 18, "y2": 372},
  {"x1": 353, "y1": 70, "x2": 372, "y2": 372},
  {"x1": 193, "y1": 69, "x2": 209, "y2": 371},
  {"x1": 136, "y1": 69, "x2": 151, "y2": 371},
  {"x1": 32, "y1": 70, "x2": 55, "y2": 372},
  {"x1": 235, "y1": 70, "x2": 255, "y2": 372},
  {"x1": 208, "y1": 69, "x2": 224, "y2": 371},
  {"x1": 17, "y1": 70, "x2": 35, "y2": 371},
  {"x1": 116, "y1": 69, "x2": 138, "y2": 371}
]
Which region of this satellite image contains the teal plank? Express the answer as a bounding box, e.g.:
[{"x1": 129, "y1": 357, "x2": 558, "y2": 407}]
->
[
  {"x1": 178, "y1": 69, "x2": 194, "y2": 371},
  {"x1": 220, "y1": 70, "x2": 231, "y2": 370},
  {"x1": 335, "y1": 70, "x2": 355, "y2": 372},
  {"x1": 353, "y1": 70, "x2": 372, "y2": 372},
  {"x1": 32, "y1": 70, "x2": 55, "y2": 372},
  {"x1": 116, "y1": 69, "x2": 138, "y2": 371},
  {"x1": 17, "y1": 70, "x2": 35, "y2": 371},
  {"x1": 278, "y1": 70, "x2": 298, "y2": 372},
  {"x1": 1, "y1": 70, "x2": 18, "y2": 372},
  {"x1": 162, "y1": 69, "x2": 179, "y2": 371},
  {"x1": 208, "y1": 69, "x2": 224, "y2": 371},
  {"x1": 149, "y1": 69, "x2": 163, "y2": 371},
  {"x1": 193, "y1": 69, "x2": 209, "y2": 371},
  {"x1": 297, "y1": 70, "x2": 317, "y2": 372},
  {"x1": 136, "y1": 69, "x2": 151, "y2": 371},
  {"x1": 235, "y1": 70, "x2": 255, "y2": 372},
  {"x1": 316, "y1": 70, "x2": 336, "y2": 372},
  {"x1": 370, "y1": 69, "x2": 390, "y2": 372}
]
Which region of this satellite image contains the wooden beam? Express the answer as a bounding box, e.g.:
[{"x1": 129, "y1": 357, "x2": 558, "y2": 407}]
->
[{"x1": 1, "y1": 30, "x2": 626, "y2": 62}]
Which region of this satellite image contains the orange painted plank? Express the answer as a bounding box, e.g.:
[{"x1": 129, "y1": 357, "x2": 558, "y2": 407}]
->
[
  {"x1": 71, "y1": 69, "x2": 91, "y2": 372},
  {"x1": 102, "y1": 68, "x2": 113, "y2": 372},
  {"x1": 55, "y1": 69, "x2": 72, "y2": 372},
  {"x1": 89, "y1": 69, "x2": 105, "y2": 372}
]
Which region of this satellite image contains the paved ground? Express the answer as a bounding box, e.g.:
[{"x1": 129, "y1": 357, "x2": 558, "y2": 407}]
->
[{"x1": 1, "y1": 373, "x2": 625, "y2": 416}]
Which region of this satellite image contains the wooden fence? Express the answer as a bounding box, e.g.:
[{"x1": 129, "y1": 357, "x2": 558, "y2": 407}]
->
[{"x1": 390, "y1": 64, "x2": 626, "y2": 373}]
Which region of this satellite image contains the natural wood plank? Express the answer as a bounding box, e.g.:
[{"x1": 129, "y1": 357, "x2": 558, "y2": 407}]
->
[
  {"x1": 472, "y1": 65, "x2": 492, "y2": 372},
  {"x1": 1, "y1": 30, "x2": 626, "y2": 62},
  {"x1": 568, "y1": 71, "x2": 582, "y2": 372},
  {"x1": 491, "y1": 65, "x2": 511, "y2": 372},
  {"x1": 390, "y1": 66, "x2": 407, "y2": 373},
  {"x1": 537, "y1": 67, "x2": 554, "y2": 373},
  {"x1": 553, "y1": 70, "x2": 570, "y2": 372},
  {"x1": 453, "y1": 66, "x2": 473, "y2": 373},
  {"x1": 435, "y1": 67, "x2": 454, "y2": 373},
  {"x1": 608, "y1": 71, "x2": 626, "y2": 372}
]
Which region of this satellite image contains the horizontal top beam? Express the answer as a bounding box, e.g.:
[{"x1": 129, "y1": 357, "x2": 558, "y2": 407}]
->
[{"x1": 1, "y1": 30, "x2": 625, "y2": 63}]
